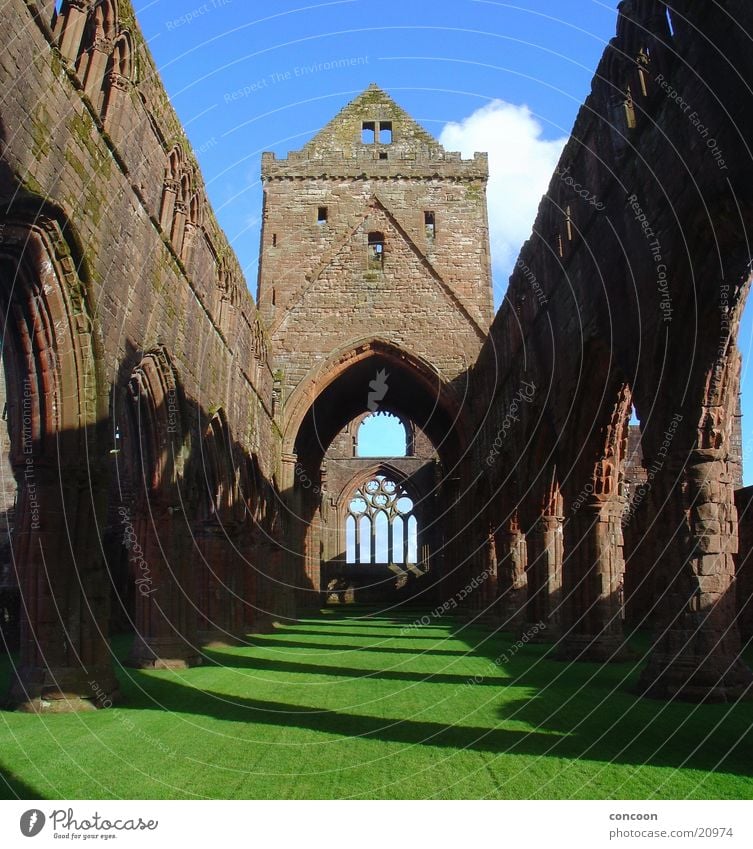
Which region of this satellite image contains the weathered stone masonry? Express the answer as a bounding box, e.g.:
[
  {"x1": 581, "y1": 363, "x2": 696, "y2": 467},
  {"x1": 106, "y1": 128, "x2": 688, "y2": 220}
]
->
[
  {"x1": 259, "y1": 84, "x2": 495, "y2": 611},
  {"x1": 469, "y1": 0, "x2": 753, "y2": 700},
  {"x1": 2, "y1": 0, "x2": 753, "y2": 712},
  {"x1": 0, "y1": 0, "x2": 281, "y2": 710}
]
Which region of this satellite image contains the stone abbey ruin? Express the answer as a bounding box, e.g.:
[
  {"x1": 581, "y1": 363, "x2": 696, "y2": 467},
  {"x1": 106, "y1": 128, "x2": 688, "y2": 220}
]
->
[{"x1": 1, "y1": 0, "x2": 753, "y2": 711}]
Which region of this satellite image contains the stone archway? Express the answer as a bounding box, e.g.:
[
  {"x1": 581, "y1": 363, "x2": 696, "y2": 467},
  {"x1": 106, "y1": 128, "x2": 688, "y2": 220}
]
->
[
  {"x1": 120, "y1": 347, "x2": 200, "y2": 669},
  {"x1": 0, "y1": 211, "x2": 117, "y2": 712},
  {"x1": 322, "y1": 463, "x2": 433, "y2": 606},
  {"x1": 281, "y1": 338, "x2": 470, "y2": 611}
]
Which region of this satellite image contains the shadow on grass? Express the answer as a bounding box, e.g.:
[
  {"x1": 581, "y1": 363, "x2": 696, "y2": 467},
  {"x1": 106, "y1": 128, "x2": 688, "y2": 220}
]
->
[
  {"x1": 108, "y1": 614, "x2": 753, "y2": 779},
  {"x1": 3, "y1": 614, "x2": 752, "y2": 783},
  {"x1": 113, "y1": 668, "x2": 753, "y2": 777},
  {"x1": 241, "y1": 637, "x2": 472, "y2": 656},
  {"x1": 273, "y1": 628, "x2": 450, "y2": 640},
  {"x1": 200, "y1": 648, "x2": 511, "y2": 687},
  {"x1": 0, "y1": 766, "x2": 42, "y2": 801}
]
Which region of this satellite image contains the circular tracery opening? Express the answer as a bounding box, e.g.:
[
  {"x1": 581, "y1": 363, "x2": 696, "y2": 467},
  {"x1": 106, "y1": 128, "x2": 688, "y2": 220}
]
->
[{"x1": 345, "y1": 475, "x2": 417, "y2": 565}]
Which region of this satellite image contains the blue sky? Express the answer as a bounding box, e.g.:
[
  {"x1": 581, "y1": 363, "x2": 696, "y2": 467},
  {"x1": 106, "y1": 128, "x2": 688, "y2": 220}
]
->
[{"x1": 133, "y1": 0, "x2": 753, "y2": 483}]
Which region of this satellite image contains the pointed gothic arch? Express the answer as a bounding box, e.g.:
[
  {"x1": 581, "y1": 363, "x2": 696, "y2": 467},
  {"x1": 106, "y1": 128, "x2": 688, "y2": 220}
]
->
[{"x1": 0, "y1": 206, "x2": 116, "y2": 711}]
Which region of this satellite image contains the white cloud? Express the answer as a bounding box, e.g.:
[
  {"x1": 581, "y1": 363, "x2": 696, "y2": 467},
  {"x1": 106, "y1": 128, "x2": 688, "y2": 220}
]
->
[{"x1": 439, "y1": 100, "x2": 567, "y2": 302}]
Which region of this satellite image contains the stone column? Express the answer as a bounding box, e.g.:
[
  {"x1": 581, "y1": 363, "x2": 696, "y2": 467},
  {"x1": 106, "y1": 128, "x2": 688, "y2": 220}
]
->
[
  {"x1": 280, "y1": 451, "x2": 302, "y2": 622},
  {"x1": 55, "y1": 0, "x2": 90, "y2": 64},
  {"x1": 126, "y1": 500, "x2": 200, "y2": 669},
  {"x1": 159, "y1": 179, "x2": 178, "y2": 233},
  {"x1": 102, "y1": 71, "x2": 130, "y2": 140},
  {"x1": 171, "y1": 200, "x2": 187, "y2": 257},
  {"x1": 78, "y1": 37, "x2": 112, "y2": 106},
  {"x1": 241, "y1": 534, "x2": 259, "y2": 632},
  {"x1": 181, "y1": 220, "x2": 198, "y2": 266},
  {"x1": 460, "y1": 534, "x2": 488, "y2": 618},
  {"x1": 524, "y1": 511, "x2": 564, "y2": 640},
  {"x1": 195, "y1": 521, "x2": 243, "y2": 647},
  {"x1": 495, "y1": 514, "x2": 528, "y2": 631},
  {"x1": 558, "y1": 494, "x2": 628, "y2": 661},
  {"x1": 638, "y1": 449, "x2": 752, "y2": 700},
  {"x1": 304, "y1": 502, "x2": 322, "y2": 608},
  {"x1": 251, "y1": 540, "x2": 276, "y2": 633},
  {"x1": 225, "y1": 529, "x2": 245, "y2": 639},
  {"x1": 8, "y1": 462, "x2": 118, "y2": 712},
  {"x1": 734, "y1": 487, "x2": 753, "y2": 643},
  {"x1": 471, "y1": 530, "x2": 499, "y2": 621}
]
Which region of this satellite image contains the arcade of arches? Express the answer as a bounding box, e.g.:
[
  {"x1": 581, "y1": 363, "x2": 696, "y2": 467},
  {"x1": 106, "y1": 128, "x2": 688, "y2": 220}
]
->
[{"x1": 1, "y1": 0, "x2": 753, "y2": 713}]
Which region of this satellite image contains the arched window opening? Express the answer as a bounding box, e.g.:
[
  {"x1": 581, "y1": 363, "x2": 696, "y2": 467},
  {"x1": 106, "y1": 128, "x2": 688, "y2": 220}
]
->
[
  {"x1": 392, "y1": 516, "x2": 404, "y2": 564},
  {"x1": 358, "y1": 514, "x2": 371, "y2": 563},
  {"x1": 345, "y1": 476, "x2": 418, "y2": 565},
  {"x1": 407, "y1": 515, "x2": 418, "y2": 563},
  {"x1": 374, "y1": 511, "x2": 389, "y2": 561},
  {"x1": 357, "y1": 412, "x2": 408, "y2": 457},
  {"x1": 345, "y1": 514, "x2": 356, "y2": 562}
]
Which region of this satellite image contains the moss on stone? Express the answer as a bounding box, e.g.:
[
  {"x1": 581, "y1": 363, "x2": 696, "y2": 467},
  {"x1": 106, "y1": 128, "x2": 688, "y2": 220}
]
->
[
  {"x1": 50, "y1": 50, "x2": 63, "y2": 80},
  {"x1": 29, "y1": 105, "x2": 52, "y2": 160},
  {"x1": 466, "y1": 182, "x2": 482, "y2": 202},
  {"x1": 68, "y1": 111, "x2": 113, "y2": 180}
]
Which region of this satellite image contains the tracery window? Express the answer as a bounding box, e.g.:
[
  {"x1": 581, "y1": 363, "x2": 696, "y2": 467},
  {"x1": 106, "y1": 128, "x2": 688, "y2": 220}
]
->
[{"x1": 345, "y1": 476, "x2": 417, "y2": 564}]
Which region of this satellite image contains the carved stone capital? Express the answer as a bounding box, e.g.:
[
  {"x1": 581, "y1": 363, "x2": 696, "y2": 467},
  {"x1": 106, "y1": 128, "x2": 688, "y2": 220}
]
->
[{"x1": 106, "y1": 71, "x2": 130, "y2": 92}]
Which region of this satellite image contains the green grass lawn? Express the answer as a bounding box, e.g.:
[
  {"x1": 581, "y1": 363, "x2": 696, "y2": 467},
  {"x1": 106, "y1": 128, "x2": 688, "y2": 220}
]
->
[{"x1": 1, "y1": 609, "x2": 752, "y2": 800}]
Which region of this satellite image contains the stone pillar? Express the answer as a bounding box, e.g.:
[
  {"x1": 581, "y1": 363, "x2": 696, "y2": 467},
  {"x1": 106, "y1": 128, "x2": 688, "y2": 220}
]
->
[
  {"x1": 159, "y1": 179, "x2": 178, "y2": 233},
  {"x1": 460, "y1": 533, "x2": 488, "y2": 618},
  {"x1": 8, "y1": 463, "x2": 118, "y2": 712},
  {"x1": 195, "y1": 522, "x2": 243, "y2": 647},
  {"x1": 55, "y1": 0, "x2": 90, "y2": 64},
  {"x1": 251, "y1": 540, "x2": 277, "y2": 633},
  {"x1": 171, "y1": 201, "x2": 187, "y2": 256},
  {"x1": 126, "y1": 501, "x2": 199, "y2": 669},
  {"x1": 280, "y1": 451, "x2": 301, "y2": 622},
  {"x1": 78, "y1": 37, "x2": 112, "y2": 106},
  {"x1": 623, "y1": 489, "x2": 653, "y2": 629},
  {"x1": 305, "y1": 461, "x2": 326, "y2": 608},
  {"x1": 477, "y1": 532, "x2": 499, "y2": 623},
  {"x1": 225, "y1": 531, "x2": 245, "y2": 638},
  {"x1": 495, "y1": 514, "x2": 528, "y2": 631},
  {"x1": 638, "y1": 450, "x2": 753, "y2": 701},
  {"x1": 558, "y1": 494, "x2": 628, "y2": 661},
  {"x1": 181, "y1": 220, "x2": 198, "y2": 266},
  {"x1": 102, "y1": 71, "x2": 130, "y2": 143},
  {"x1": 241, "y1": 534, "x2": 259, "y2": 632},
  {"x1": 524, "y1": 511, "x2": 564, "y2": 640},
  {"x1": 734, "y1": 486, "x2": 753, "y2": 643}
]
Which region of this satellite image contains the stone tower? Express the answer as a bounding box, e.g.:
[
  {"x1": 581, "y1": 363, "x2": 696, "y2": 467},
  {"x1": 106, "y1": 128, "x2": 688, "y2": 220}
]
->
[
  {"x1": 260, "y1": 84, "x2": 494, "y2": 606},
  {"x1": 258, "y1": 83, "x2": 494, "y2": 400}
]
